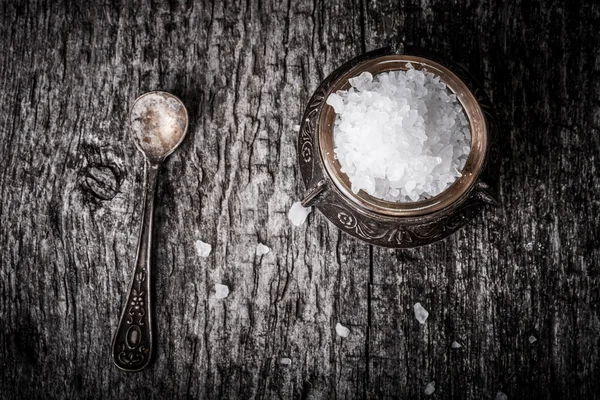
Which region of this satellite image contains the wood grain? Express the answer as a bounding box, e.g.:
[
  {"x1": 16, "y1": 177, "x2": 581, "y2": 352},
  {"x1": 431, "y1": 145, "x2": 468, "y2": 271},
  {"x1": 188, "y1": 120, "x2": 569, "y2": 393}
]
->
[{"x1": 0, "y1": 0, "x2": 598, "y2": 399}]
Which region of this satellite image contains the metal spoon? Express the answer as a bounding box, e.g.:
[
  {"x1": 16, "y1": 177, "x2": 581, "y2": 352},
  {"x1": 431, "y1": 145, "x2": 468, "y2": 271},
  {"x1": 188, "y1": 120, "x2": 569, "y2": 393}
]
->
[{"x1": 112, "y1": 91, "x2": 188, "y2": 372}]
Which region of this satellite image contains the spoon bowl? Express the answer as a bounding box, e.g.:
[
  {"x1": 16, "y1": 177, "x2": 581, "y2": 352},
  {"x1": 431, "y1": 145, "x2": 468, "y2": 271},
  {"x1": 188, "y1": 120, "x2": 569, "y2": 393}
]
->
[{"x1": 130, "y1": 91, "x2": 188, "y2": 160}]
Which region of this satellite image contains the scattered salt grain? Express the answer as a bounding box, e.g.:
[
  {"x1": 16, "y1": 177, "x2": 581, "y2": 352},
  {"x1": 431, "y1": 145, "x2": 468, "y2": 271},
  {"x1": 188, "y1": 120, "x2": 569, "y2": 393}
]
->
[
  {"x1": 292, "y1": 124, "x2": 301, "y2": 132},
  {"x1": 280, "y1": 357, "x2": 292, "y2": 365},
  {"x1": 214, "y1": 284, "x2": 229, "y2": 299},
  {"x1": 495, "y1": 391, "x2": 508, "y2": 400},
  {"x1": 335, "y1": 323, "x2": 350, "y2": 338},
  {"x1": 413, "y1": 303, "x2": 429, "y2": 324},
  {"x1": 529, "y1": 335, "x2": 537, "y2": 343},
  {"x1": 327, "y1": 69, "x2": 471, "y2": 202},
  {"x1": 451, "y1": 341, "x2": 462, "y2": 349},
  {"x1": 424, "y1": 381, "x2": 436, "y2": 395},
  {"x1": 288, "y1": 201, "x2": 311, "y2": 226},
  {"x1": 195, "y1": 240, "x2": 212, "y2": 258},
  {"x1": 256, "y1": 243, "x2": 270, "y2": 256},
  {"x1": 524, "y1": 242, "x2": 534, "y2": 251}
]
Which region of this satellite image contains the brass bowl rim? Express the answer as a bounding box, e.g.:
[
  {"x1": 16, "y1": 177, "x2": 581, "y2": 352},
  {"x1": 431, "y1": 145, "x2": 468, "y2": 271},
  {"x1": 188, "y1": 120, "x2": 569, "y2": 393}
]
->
[{"x1": 317, "y1": 54, "x2": 488, "y2": 217}]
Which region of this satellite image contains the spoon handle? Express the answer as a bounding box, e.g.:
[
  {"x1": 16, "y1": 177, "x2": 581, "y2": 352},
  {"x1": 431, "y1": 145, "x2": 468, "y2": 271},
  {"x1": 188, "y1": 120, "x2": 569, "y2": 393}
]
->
[{"x1": 112, "y1": 159, "x2": 160, "y2": 372}]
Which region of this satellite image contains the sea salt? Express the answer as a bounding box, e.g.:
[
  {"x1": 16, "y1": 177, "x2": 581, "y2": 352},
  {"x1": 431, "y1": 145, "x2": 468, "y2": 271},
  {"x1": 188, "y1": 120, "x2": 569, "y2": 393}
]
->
[
  {"x1": 288, "y1": 201, "x2": 311, "y2": 226},
  {"x1": 280, "y1": 357, "x2": 292, "y2": 365},
  {"x1": 327, "y1": 68, "x2": 471, "y2": 202},
  {"x1": 529, "y1": 335, "x2": 537, "y2": 343},
  {"x1": 335, "y1": 322, "x2": 350, "y2": 338},
  {"x1": 495, "y1": 391, "x2": 508, "y2": 400},
  {"x1": 256, "y1": 243, "x2": 270, "y2": 256},
  {"x1": 451, "y1": 341, "x2": 462, "y2": 349},
  {"x1": 292, "y1": 124, "x2": 301, "y2": 132},
  {"x1": 195, "y1": 240, "x2": 212, "y2": 258},
  {"x1": 413, "y1": 302, "x2": 429, "y2": 324},
  {"x1": 424, "y1": 381, "x2": 436, "y2": 395},
  {"x1": 214, "y1": 284, "x2": 229, "y2": 299}
]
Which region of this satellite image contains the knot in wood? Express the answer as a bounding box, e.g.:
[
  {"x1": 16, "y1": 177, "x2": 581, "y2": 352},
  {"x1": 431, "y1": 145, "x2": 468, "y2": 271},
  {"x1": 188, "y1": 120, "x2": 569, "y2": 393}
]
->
[{"x1": 83, "y1": 164, "x2": 121, "y2": 200}]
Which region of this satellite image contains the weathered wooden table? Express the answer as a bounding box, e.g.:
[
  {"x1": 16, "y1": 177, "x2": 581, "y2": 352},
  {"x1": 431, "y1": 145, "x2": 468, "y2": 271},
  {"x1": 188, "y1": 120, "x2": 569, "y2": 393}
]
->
[{"x1": 1, "y1": 1, "x2": 599, "y2": 398}]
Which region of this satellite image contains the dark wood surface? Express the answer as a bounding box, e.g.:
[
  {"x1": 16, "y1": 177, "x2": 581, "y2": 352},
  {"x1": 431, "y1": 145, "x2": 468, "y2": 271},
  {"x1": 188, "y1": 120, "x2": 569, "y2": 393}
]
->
[{"x1": 1, "y1": 0, "x2": 599, "y2": 399}]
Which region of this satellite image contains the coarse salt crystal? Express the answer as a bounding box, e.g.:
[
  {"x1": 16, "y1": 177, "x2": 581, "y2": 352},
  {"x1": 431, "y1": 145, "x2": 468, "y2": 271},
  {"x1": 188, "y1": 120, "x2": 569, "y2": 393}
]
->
[
  {"x1": 292, "y1": 124, "x2": 301, "y2": 132},
  {"x1": 288, "y1": 201, "x2": 311, "y2": 226},
  {"x1": 414, "y1": 303, "x2": 429, "y2": 324},
  {"x1": 214, "y1": 284, "x2": 229, "y2": 299},
  {"x1": 280, "y1": 357, "x2": 292, "y2": 365},
  {"x1": 451, "y1": 341, "x2": 462, "y2": 349},
  {"x1": 195, "y1": 240, "x2": 212, "y2": 258},
  {"x1": 335, "y1": 322, "x2": 350, "y2": 338},
  {"x1": 529, "y1": 335, "x2": 537, "y2": 343},
  {"x1": 256, "y1": 243, "x2": 270, "y2": 256},
  {"x1": 495, "y1": 391, "x2": 508, "y2": 400},
  {"x1": 424, "y1": 381, "x2": 435, "y2": 395},
  {"x1": 328, "y1": 68, "x2": 471, "y2": 202},
  {"x1": 348, "y1": 71, "x2": 373, "y2": 90}
]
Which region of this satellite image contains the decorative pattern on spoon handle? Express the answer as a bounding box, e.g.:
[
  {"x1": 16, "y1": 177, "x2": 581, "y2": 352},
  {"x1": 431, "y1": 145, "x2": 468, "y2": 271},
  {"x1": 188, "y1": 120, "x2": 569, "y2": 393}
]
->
[{"x1": 112, "y1": 160, "x2": 160, "y2": 372}]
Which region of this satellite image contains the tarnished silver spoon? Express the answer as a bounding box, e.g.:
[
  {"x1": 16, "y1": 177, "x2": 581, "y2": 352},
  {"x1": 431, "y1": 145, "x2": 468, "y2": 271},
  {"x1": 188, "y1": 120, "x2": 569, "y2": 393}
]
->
[{"x1": 112, "y1": 91, "x2": 188, "y2": 372}]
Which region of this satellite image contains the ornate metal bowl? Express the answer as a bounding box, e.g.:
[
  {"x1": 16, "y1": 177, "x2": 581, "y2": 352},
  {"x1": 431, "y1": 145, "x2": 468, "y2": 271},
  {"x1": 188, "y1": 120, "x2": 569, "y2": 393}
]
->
[{"x1": 297, "y1": 46, "x2": 500, "y2": 248}]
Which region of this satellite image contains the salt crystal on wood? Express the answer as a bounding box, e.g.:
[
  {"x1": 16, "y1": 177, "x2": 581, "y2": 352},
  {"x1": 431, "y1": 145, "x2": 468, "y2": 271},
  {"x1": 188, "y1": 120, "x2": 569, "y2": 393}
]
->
[
  {"x1": 292, "y1": 124, "x2": 300, "y2": 132},
  {"x1": 280, "y1": 357, "x2": 292, "y2": 365},
  {"x1": 256, "y1": 243, "x2": 270, "y2": 256},
  {"x1": 495, "y1": 391, "x2": 508, "y2": 400},
  {"x1": 288, "y1": 201, "x2": 311, "y2": 226},
  {"x1": 424, "y1": 381, "x2": 435, "y2": 395},
  {"x1": 529, "y1": 335, "x2": 537, "y2": 343},
  {"x1": 335, "y1": 323, "x2": 350, "y2": 338},
  {"x1": 195, "y1": 240, "x2": 212, "y2": 258},
  {"x1": 214, "y1": 284, "x2": 229, "y2": 299},
  {"x1": 451, "y1": 341, "x2": 462, "y2": 349},
  {"x1": 414, "y1": 303, "x2": 429, "y2": 324}
]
